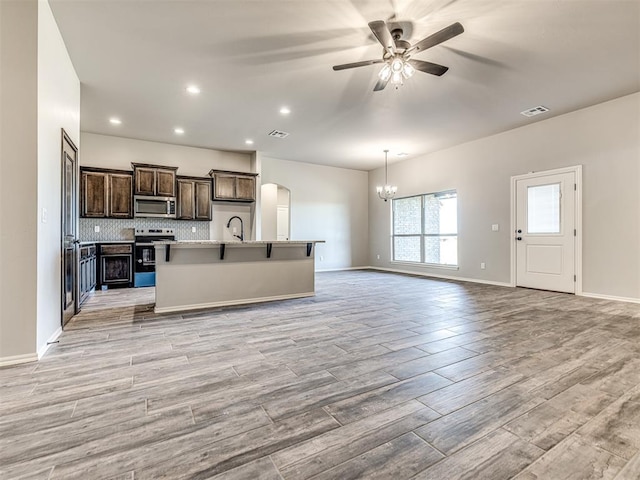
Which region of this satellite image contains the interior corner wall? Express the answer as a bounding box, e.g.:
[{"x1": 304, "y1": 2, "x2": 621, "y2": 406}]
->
[
  {"x1": 36, "y1": 0, "x2": 80, "y2": 355},
  {"x1": 369, "y1": 92, "x2": 640, "y2": 301},
  {"x1": 261, "y1": 156, "x2": 369, "y2": 270},
  {"x1": 0, "y1": 0, "x2": 39, "y2": 363}
]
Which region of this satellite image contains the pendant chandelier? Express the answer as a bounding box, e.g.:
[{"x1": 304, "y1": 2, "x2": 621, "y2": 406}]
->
[{"x1": 376, "y1": 149, "x2": 397, "y2": 201}]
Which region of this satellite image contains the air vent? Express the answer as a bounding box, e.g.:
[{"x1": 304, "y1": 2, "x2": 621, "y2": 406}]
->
[
  {"x1": 268, "y1": 130, "x2": 290, "y2": 138},
  {"x1": 520, "y1": 105, "x2": 549, "y2": 117}
]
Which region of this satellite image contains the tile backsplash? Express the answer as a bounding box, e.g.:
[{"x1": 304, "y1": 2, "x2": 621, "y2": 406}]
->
[{"x1": 79, "y1": 218, "x2": 210, "y2": 241}]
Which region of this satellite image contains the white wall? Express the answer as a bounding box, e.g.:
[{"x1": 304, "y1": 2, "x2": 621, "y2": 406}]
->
[
  {"x1": 80, "y1": 132, "x2": 252, "y2": 176},
  {"x1": 0, "y1": 0, "x2": 39, "y2": 363},
  {"x1": 261, "y1": 157, "x2": 369, "y2": 270},
  {"x1": 369, "y1": 92, "x2": 640, "y2": 301},
  {"x1": 261, "y1": 183, "x2": 278, "y2": 240},
  {"x1": 36, "y1": 0, "x2": 80, "y2": 356}
]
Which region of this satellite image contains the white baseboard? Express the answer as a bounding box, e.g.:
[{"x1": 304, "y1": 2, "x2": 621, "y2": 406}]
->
[
  {"x1": 0, "y1": 353, "x2": 38, "y2": 368},
  {"x1": 580, "y1": 292, "x2": 640, "y2": 304},
  {"x1": 369, "y1": 266, "x2": 513, "y2": 288},
  {"x1": 316, "y1": 266, "x2": 370, "y2": 273},
  {"x1": 154, "y1": 292, "x2": 315, "y2": 314},
  {"x1": 37, "y1": 327, "x2": 62, "y2": 359}
]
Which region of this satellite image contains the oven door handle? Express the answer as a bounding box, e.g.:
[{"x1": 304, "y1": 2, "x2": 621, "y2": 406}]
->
[{"x1": 135, "y1": 242, "x2": 157, "y2": 246}]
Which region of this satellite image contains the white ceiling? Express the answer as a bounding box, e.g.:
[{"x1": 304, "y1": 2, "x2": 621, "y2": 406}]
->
[{"x1": 49, "y1": 0, "x2": 640, "y2": 171}]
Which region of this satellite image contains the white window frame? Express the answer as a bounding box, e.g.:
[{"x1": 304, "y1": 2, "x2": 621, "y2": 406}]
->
[{"x1": 391, "y1": 190, "x2": 458, "y2": 267}]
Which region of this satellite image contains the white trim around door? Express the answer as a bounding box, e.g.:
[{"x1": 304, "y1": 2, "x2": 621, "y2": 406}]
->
[{"x1": 510, "y1": 165, "x2": 582, "y2": 294}]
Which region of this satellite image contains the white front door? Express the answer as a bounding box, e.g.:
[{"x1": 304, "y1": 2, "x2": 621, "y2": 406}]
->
[{"x1": 515, "y1": 170, "x2": 576, "y2": 293}]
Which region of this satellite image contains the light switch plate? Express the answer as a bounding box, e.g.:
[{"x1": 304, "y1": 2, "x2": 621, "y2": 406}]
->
[
  {"x1": 94, "y1": 225, "x2": 100, "y2": 233},
  {"x1": 492, "y1": 224, "x2": 499, "y2": 231},
  {"x1": 191, "y1": 226, "x2": 196, "y2": 233}
]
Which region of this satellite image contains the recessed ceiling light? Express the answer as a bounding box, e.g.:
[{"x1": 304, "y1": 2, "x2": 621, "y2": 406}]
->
[
  {"x1": 279, "y1": 107, "x2": 291, "y2": 115},
  {"x1": 174, "y1": 127, "x2": 185, "y2": 135},
  {"x1": 109, "y1": 118, "x2": 122, "y2": 125},
  {"x1": 245, "y1": 139, "x2": 254, "y2": 145},
  {"x1": 186, "y1": 85, "x2": 200, "y2": 95}
]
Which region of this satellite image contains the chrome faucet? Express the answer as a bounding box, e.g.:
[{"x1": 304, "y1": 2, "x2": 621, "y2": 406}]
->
[{"x1": 226, "y1": 216, "x2": 244, "y2": 241}]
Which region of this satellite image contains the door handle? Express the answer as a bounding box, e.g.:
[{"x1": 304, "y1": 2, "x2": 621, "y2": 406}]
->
[{"x1": 516, "y1": 237, "x2": 522, "y2": 241}]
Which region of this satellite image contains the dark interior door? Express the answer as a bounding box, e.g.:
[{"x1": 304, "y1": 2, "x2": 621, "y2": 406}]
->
[{"x1": 62, "y1": 130, "x2": 79, "y2": 326}]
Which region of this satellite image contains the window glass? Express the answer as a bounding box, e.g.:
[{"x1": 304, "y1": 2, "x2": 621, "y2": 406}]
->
[
  {"x1": 528, "y1": 184, "x2": 560, "y2": 233},
  {"x1": 393, "y1": 196, "x2": 422, "y2": 235},
  {"x1": 424, "y1": 236, "x2": 458, "y2": 265},
  {"x1": 393, "y1": 236, "x2": 421, "y2": 262},
  {"x1": 392, "y1": 190, "x2": 457, "y2": 266}
]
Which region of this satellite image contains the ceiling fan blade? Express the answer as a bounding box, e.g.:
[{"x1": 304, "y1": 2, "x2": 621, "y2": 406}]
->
[
  {"x1": 332, "y1": 59, "x2": 384, "y2": 71},
  {"x1": 408, "y1": 59, "x2": 449, "y2": 76},
  {"x1": 373, "y1": 76, "x2": 390, "y2": 92},
  {"x1": 368, "y1": 20, "x2": 396, "y2": 56},
  {"x1": 406, "y1": 22, "x2": 464, "y2": 55}
]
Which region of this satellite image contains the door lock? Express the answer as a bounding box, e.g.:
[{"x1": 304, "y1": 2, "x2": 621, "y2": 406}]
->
[{"x1": 516, "y1": 237, "x2": 522, "y2": 241}]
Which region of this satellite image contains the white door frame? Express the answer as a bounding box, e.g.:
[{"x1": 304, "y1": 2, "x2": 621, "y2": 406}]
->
[{"x1": 510, "y1": 165, "x2": 583, "y2": 294}]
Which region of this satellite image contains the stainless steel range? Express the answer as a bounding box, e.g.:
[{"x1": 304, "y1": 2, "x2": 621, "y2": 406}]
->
[{"x1": 134, "y1": 228, "x2": 175, "y2": 287}]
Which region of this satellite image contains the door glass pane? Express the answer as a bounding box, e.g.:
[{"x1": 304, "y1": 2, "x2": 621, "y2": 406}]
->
[
  {"x1": 393, "y1": 236, "x2": 421, "y2": 262},
  {"x1": 424, "y1": 236, "x2": 458, "y2": 265},
  {"x1": 528, "y1": 183, "x2": 560, "y2": 233}
]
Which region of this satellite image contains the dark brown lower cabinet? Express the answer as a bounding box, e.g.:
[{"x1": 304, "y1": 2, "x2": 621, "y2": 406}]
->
[
  {"x1": 79, "y1": 244, "x2": 97, "y2": 305},
  {"x1": 97, "y1": 243, "x2": 133, "y2": 288}
]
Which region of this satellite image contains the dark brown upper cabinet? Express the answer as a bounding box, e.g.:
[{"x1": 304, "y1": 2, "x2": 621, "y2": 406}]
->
[
  {"x1": 132, "y1": 163, "x2": 178, "y2": 197},
  {"x1": 81, "y1": 167, "x2": 133, "y2": 218},
  {"x1": 208, "y1": 169, "x2": 258, "y2": 202},
  {"x1": 176, "y1": 176, "x2": 212, "y2": 221}
]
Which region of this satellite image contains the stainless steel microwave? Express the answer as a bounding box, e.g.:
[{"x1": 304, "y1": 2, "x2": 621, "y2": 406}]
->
[{"x1": 134, "y1": 196, "x2": 176, "y2": 218}]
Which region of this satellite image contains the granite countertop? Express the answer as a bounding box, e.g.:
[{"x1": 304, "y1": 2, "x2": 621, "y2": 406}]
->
[
  {"x1": 80, "y1": 240, "x2": 134, "y2": 245},
  {"x1": 152, "y1": 240, "x2": 325, "y2": 246}
]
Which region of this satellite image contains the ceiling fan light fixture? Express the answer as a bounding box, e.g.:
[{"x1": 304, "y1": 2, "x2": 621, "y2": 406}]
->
[
  {"x1": 378, "y1": 63, "x2": 392, "y2": 81},
  {"x1": 391, "y1": 57, "x2": 404, "y2": 73},
  {"x1": 391, "y1": 70, "x2": 403, "y2": 86},
  {"x1": 402, "y1": 62, "x2": 415, "y2": 79}
]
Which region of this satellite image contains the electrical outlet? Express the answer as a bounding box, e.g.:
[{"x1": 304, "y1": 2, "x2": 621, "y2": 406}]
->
[
  {"x1": 492, "y1": 224, "x2": 499, "y2": 232},
  {"x1": 481, "y1": 262, "x2": 486, "y2": 269},
  {"x1": 377, "y1": 255, "x2": 380, "y2": 260},
  {"x1": 319, "y1": 255, "x2": 324, "y2": 261},
  {"x1": 191, "y1": 226, "x2": 196, "y2": 233},
  {"x1": 41, "y1": 208, "x2": 48, "y2": 224},
  {"x1": 232, "y1": 227, "x2": 237, "y2": 234},
  {"x1": 94, "y1": 225, "x2": 100, "y2": 233}
]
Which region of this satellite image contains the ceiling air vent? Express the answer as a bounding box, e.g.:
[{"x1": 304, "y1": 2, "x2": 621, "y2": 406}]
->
[
  {"x1": 520, "y1": 105, "x2": 549, "y2": 117},
  {"x1": 268, "y1": 130, "x2": 290, "y2": 138}
]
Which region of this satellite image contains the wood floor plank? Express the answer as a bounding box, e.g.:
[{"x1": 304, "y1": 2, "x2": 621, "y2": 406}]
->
[
  {"x1": 412, "y1": 429, "x2": 544, "y2": 480},
  {"x1": 272, "y1": 400, "x2": 434, "y2": 478},
  {"x1": 1, "y1": 270, "x2": 639, "y2": 479},
  {"x1": 307, "y1": 432, "x2": 442, "y2": 480},
  {"x1": 512, "y1": 435, "x2": 627, "y2": 480},
  {"x1": 324, "y1": 372, "x2": 448, "y2": 424}
]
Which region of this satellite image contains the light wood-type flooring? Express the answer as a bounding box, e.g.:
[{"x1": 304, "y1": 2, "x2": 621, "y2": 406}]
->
[{"x1": 2, "y1": 270, "x2": 640, "y2": 479}]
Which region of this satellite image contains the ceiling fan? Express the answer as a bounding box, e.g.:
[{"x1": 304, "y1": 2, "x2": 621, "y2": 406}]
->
[{"x1": 333, "y1": 20, "x2": 464, "y2": 91}]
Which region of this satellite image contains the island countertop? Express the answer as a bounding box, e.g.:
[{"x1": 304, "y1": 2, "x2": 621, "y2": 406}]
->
[{"x1": 152, "y1": 240, "x2": 324, "y2": 245}]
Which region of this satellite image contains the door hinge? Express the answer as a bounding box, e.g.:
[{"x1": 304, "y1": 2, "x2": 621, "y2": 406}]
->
[
  {"x1": 574, "y1": 275, "x2": 577, "y2": 282},
  {"x1": 574, "y1": 229, "x2": 577, "y2": 236},
  {"x1": 574, "y1": 183, "x2": 577, "y2": 191}
]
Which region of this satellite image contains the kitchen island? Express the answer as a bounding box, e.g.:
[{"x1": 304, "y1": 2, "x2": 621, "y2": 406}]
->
[{"x1": 153, "y1": 240, "x2": 324, "y2": 313}]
